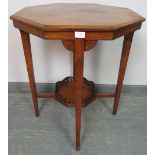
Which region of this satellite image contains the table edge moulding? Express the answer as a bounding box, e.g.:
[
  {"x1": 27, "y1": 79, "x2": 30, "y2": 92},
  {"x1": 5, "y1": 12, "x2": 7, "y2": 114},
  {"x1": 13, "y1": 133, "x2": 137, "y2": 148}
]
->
[{"x1": 10, "y1": 3, "x2": 145, "y2": 151}]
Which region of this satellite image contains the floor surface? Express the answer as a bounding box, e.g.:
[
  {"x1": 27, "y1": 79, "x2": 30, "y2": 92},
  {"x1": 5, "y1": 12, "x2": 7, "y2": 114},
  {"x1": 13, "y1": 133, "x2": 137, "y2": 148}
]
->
[{"x1": 8, "y1": 92, "x2": 146, "y2": 155}]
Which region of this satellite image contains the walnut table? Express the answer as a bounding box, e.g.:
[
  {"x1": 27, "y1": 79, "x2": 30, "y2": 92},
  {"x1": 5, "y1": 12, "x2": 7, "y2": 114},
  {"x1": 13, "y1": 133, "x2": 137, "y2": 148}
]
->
[{"x1": 10, "y1": 3, "x2": 145, "y2": 150}]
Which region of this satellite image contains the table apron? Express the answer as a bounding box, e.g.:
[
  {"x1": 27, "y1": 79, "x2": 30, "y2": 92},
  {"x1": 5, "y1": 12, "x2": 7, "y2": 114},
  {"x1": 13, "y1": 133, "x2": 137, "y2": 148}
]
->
[{"x1": 13, "y1": 21, "x2": 142, "y2": 40}]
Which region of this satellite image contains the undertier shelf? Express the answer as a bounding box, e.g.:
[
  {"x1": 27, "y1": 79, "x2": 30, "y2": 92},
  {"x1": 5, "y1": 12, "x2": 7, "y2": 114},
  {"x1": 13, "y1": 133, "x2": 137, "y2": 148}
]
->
[{"x1": 55, "y1": 77, "x2": 95, "y2": 107}]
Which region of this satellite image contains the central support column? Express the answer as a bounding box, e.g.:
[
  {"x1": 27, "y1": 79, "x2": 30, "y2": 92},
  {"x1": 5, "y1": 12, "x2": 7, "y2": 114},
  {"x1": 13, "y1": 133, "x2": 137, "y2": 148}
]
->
[{"x1": 74, "y1": 37, "x2": 85, "y2": 150}]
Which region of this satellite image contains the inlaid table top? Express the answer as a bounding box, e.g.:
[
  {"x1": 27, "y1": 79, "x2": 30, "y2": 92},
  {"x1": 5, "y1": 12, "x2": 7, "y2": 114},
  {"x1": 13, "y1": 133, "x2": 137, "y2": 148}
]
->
[{"x1": 10, "y1": 3, "x2": 145, "y2": 32}]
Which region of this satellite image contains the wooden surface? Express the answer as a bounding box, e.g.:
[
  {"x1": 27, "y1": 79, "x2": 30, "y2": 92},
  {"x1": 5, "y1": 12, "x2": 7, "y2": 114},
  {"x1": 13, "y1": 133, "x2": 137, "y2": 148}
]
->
[
  {"x1": 10, "y1": 3, "x2": 145, "y2": 32},
  {"x1": 55, "y1": 77, "x2": 95, "y2": 107},
  {"x1": 62, "y1": 40, "x2": 97, "y2": 51},
  {"x1": 113, "y1": 33, "x2": 134, "y2": 114},
  {"x1": 74, "y1": 38, "x2": 85, "y2": 150},
  {"x1": 11, "y1": 3, "x2": 145, "y2": 151},
  {"x1": 20, "y1": 30, "x2": 39, "y2": 117}
]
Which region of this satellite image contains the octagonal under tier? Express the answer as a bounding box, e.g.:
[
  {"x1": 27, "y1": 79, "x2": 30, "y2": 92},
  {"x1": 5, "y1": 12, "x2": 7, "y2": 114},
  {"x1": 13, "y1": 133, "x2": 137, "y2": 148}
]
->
[{"x1": 55, "y1": 77, "x2": 95, "y2": 107}]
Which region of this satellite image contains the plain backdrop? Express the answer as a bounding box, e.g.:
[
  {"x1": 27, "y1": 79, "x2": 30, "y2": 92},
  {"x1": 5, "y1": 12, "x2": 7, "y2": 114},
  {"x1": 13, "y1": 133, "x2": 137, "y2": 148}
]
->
[{"x1": 8, "y1": 0, "x2": 147, "y2": 85}]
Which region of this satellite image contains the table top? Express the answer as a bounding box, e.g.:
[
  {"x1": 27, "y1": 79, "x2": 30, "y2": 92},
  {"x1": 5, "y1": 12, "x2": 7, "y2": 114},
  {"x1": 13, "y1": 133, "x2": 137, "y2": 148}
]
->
[{"x1": 10, "y1": 3, "x2": 145, "y2": 32}]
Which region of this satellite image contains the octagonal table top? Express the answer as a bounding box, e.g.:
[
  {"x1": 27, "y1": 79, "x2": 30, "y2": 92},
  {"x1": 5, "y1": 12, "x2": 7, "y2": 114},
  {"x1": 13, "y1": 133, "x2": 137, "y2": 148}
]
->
[{"x1": 10, "y1": 3, "x2": 145, "y2": 32}]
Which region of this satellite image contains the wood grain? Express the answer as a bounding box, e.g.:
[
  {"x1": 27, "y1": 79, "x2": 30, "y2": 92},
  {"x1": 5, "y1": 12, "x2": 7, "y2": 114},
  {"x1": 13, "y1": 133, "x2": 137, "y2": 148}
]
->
[
  {"x1": 74, "y1": 38, "x2": 85, "y2": 150},
  {"x1": 20, "y1": 30, "x2": 39, "y2": 117},
  {"x1": 10, "y1": 3, "x2": 145, "y2": 32},
  {"x1": 113, "y1": 32, "x2": 134, "y2": 115},
  {"x1": 55, "y1": 77, "x2": 95, "y2": 107},
  {"x1": 62, "y1": 40, "x2": 97, "y2": 51},
  {"x1": 10, "y1": 3, "x2": 145, "y2": 151}
]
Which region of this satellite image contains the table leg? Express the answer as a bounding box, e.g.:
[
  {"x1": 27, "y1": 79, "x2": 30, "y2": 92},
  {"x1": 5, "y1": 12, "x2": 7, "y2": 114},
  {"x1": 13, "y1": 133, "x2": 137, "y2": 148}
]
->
[
  {"x1": 113, "y1": 32, "x2": 134, "y2": 115},
  {"x1": 74, "y1": 38, "x2": 85, "y2": 150},
  {"x1": 20, "y1": 30, "x2": 39, "y2": 117}
]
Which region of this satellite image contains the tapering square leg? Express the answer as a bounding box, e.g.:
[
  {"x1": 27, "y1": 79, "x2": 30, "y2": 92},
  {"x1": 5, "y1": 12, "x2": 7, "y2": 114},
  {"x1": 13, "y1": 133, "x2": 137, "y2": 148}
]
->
[
  {"x1": 113, "y1": 32, "x2": 134, "y2": 115},
  {"x1": 20, "y1": 30, "x2": 39, "y2": 117},
  {"x1": 74, "y1": 38, "x2": 85, "y2": 150}
]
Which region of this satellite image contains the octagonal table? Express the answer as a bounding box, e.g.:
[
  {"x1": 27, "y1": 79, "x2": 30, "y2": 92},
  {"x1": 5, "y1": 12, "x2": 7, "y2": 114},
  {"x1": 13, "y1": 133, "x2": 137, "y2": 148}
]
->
[{"x1": 10, "y1": 3, "x2": 145, "y2": 150}]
